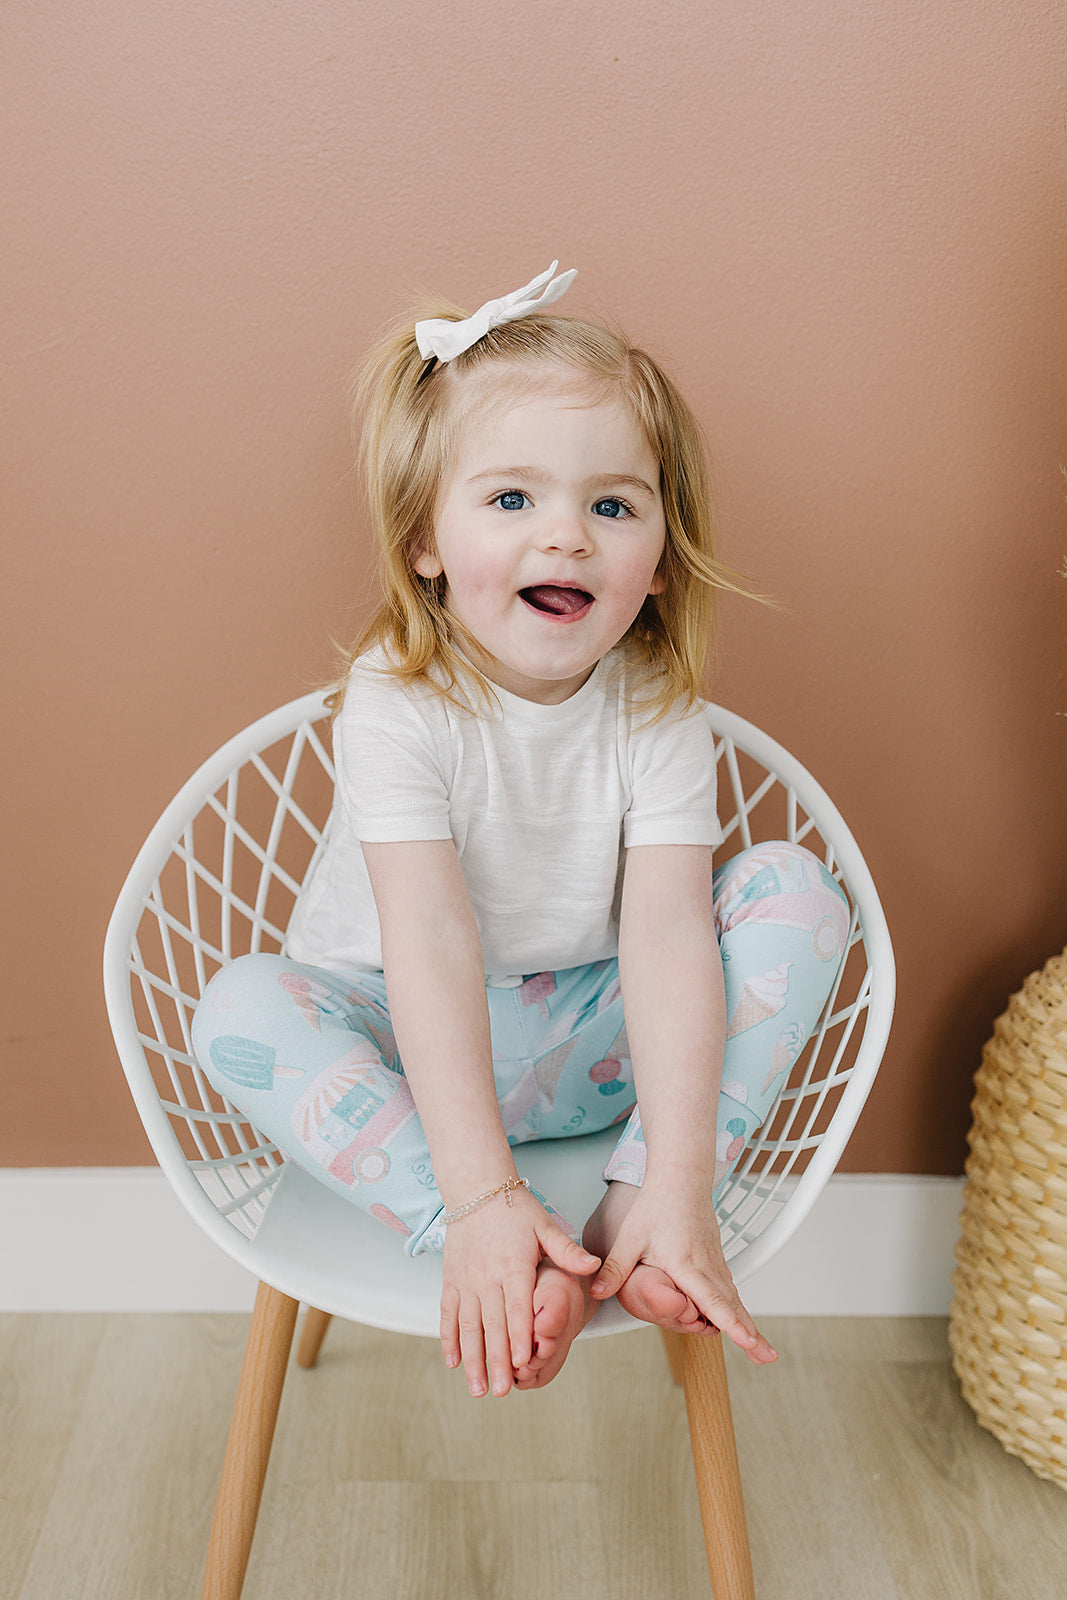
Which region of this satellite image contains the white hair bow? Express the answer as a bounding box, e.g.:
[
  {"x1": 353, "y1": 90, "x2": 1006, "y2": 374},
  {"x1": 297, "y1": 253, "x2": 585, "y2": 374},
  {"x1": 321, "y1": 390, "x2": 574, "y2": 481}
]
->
[{"x1": 414, "y1": 261, "x2": 577, "y2": 365}]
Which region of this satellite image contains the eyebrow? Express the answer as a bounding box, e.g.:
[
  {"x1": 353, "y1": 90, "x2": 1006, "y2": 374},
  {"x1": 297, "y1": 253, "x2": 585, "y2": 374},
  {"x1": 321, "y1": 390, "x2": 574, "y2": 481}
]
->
[{"x1": 466, "y1": 466, "x2": 658, "y2": 500}]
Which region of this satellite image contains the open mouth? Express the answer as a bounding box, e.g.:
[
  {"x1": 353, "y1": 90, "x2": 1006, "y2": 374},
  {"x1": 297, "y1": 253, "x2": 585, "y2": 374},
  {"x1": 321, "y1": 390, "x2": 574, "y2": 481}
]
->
[{"x1": 520, "y1": 585, "x2": 594, "y2": 617}]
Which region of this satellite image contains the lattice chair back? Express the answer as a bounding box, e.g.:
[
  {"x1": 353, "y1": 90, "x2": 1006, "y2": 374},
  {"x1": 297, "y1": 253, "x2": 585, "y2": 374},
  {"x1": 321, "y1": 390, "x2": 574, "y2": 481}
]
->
[{"x1": 103, "y1": 691, "x2": 894, "y2": 1302}]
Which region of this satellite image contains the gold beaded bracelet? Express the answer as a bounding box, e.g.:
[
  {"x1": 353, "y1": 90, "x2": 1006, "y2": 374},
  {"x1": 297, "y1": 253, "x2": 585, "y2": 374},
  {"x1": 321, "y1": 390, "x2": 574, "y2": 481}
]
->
[{"x1": 441, "y1": 1175, "x2": 530, "y2": 1226}]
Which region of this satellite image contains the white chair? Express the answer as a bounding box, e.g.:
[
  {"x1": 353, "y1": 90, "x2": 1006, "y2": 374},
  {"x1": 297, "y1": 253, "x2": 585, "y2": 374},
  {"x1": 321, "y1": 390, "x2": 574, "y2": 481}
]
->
[{"x1": 103, "y1": 691, "x2": 894, "y2": 1600}]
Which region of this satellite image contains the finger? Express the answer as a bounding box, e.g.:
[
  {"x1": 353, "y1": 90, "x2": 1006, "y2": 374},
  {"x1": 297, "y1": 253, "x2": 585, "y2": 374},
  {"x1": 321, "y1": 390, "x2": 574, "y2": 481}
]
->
[
  {"x1": 479, "y1": 1289, "x2": 514, "y2": 1397},
  {"x1": 719, "y1": 1315, "x2": 777, "y2": 1363},
  {"x1": 740, "y1": 1325, "x2": 778, "y2": 1363},
  {"x1": 590, "y1": 1240, "x2": 641, "y2": 1300},
  {"x1": 504, "y1": 1278, "x2": 535, "y2": 1373},
  {"x1": 588, "y1": 1212, "x2": 643, "y2": 1298},
  {"x1": 691, "y1": 1284, "x2": 778, "y2": 1364},
  {"x1": 439, "y1": 1286, "x2": 462, "y2": 1370},
  {"x1": 674, "y1": 1297, "x2": 717, "y2": 1334},
  {"x1": 539, "y1": 1227, "x2": 600, "y2": 1278},
  {"x1": 458, "y1": 1299, "x2": 489, "y2": 1397}
]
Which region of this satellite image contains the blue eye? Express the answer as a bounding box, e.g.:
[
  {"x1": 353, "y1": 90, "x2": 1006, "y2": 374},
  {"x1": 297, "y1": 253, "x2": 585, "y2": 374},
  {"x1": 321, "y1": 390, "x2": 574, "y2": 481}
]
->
[
  {"x1": 593, "y1": 497, "x2": 632, "y2": 519},
  {"x1": 494, "y1": 491, "x2": 529, "y2": 511}
]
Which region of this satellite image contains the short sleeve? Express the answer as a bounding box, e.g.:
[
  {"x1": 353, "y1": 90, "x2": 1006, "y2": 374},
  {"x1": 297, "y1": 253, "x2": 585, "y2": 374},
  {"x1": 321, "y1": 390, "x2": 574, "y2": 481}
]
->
[
  {"x1": 333, "y1": 658, "x2": 454, "y2": 843},
  {"x1": 622, "y1": 703, "x2": 723, "y2": 849}
]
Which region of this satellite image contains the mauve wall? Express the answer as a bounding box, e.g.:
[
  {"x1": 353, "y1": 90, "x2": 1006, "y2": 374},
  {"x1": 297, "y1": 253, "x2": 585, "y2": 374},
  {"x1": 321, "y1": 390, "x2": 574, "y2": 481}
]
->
[{"x1": 3, "y1": 3, "x2": 1066, "y2": 1170}]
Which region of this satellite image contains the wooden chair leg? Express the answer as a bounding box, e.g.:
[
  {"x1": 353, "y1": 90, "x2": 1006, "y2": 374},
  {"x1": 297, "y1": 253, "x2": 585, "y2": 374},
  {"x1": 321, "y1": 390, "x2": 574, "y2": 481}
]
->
[
  {"x1": 296, "y1": 1306, "x2": 333, "y2": 1370},
  {"x1": 201, "y1": 1281, "x2": 299, "y2": 1600},
  {"x1": 680, "y1": 1333, "x2": 755, "y2": 1600},
  {"x1": 660, "y1": 1327, "x2": 685, "y2": 1386}
]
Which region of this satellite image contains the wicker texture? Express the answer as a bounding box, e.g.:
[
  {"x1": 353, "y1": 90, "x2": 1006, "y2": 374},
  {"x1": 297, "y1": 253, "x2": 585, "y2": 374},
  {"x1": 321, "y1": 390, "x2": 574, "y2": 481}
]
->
[{"x1": 950, "y1": 950, "x2": 1067, "y2": 1488}]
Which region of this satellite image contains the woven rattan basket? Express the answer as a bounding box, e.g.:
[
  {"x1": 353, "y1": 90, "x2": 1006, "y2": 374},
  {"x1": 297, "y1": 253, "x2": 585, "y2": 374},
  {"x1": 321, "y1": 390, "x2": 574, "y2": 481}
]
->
[{"x1": 949, "y1": 950, "x2": 1067, "y2": 1487}]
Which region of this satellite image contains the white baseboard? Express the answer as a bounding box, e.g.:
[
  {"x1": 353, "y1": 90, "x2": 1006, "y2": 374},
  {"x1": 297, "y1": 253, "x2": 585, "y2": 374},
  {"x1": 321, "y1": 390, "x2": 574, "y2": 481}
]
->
[{"x1": 0, "y1": 1169, "x2": 965, "y2": 1316}]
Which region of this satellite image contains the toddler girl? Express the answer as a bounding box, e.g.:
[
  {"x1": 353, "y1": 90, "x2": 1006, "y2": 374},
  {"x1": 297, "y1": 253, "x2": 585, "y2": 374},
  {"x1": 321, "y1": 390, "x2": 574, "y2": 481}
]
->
[{"x1": 192, "y1": 263, "x2": 850, "y2": 1399}]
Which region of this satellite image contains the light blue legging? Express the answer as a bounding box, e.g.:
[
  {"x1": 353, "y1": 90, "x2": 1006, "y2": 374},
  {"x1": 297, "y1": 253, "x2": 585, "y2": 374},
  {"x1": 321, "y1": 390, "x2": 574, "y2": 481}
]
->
[{"x1": 191, "y1": 842, "x2": 849, "y2": 1254}]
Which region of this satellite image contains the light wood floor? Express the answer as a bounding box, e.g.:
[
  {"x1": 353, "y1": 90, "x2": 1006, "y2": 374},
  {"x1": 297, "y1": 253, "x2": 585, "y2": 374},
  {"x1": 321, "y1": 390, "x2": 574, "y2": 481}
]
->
[{"x1": 2, "y1": 1314, "x2": 1065, "y2": 1599}]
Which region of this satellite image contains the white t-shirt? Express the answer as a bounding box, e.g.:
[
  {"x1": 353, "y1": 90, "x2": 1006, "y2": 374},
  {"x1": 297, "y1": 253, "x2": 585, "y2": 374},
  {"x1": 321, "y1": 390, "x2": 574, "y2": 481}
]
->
[{"x1": 285, "y1": 648, "x2": 723, "y2": 984}]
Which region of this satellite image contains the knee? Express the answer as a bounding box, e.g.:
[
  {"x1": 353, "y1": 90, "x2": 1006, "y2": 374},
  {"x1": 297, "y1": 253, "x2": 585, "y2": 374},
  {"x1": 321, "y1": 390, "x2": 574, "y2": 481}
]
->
[
  {"x1": 191, "y1": 952, "x2": 289, "y2": 1060},
  {"x1": 716, "y1": 839, "x2": 824, "y2": 892},
  {"x1": 714, "y1": 840, "x2": 851, "y2": 951},
  {"x1": 769, "y1": 841, "x2": 846, "y2": 897}
]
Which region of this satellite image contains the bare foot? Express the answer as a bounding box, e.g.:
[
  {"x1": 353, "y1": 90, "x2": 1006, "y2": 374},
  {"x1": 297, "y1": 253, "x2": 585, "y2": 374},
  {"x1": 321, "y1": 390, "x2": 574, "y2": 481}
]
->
[
  {"x1": 582, "y1": 1182, "x2": 717, "y2": 1335},
  {"x1": 513, "y1": 1261, "x2": 597, "y2": 1390}
]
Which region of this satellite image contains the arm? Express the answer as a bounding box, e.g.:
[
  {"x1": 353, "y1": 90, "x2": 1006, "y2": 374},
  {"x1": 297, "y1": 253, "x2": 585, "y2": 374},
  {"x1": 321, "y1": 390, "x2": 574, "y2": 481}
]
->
[
  {"x1": 361, "y1": 838, "x2": 598, "y2": 1395},
  {"x1": 590, "y1": 842, "x2": 776, "y2": 1363}
]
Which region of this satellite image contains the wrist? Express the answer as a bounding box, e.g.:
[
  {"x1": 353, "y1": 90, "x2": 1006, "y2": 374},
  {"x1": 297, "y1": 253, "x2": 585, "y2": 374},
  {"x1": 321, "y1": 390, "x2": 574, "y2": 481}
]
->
[
  {"x1": 433, "y1": 1151, "x2": 520, "y2": 1214},
  {"x1": 640, "y1": 1157, "x2": 715, "y2": 1203},
  {"x1": 441, "y1": 1174, "x2": 529, "y2": 1226},
  {"x1": 420, "y1": 1111, "x2": 518, "y2": 1211}
]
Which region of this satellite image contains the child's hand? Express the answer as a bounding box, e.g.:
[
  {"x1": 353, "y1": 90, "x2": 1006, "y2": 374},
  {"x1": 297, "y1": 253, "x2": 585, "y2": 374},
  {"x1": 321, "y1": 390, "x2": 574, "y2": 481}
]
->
[
  {"x1": 440, "y1": 1187, "x2": 599, "y2": 1397},
  {"x1": 589, "y1": 1179, "x2": 777, "y2": 1364}
]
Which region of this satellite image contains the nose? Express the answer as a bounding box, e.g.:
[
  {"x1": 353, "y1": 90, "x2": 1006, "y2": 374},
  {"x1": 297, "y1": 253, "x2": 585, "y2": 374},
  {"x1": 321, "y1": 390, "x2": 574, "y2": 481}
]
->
[{"x1": 540, "y1": 511, "x2": 591, "y2": 557}]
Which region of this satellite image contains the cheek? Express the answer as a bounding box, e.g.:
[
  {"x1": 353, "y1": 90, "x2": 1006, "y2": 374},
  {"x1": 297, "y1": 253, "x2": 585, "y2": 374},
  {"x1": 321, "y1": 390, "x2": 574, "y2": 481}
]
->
[
  {"x1": 617, "y1": 549, "x2": 666, "y2": 604},
  {"x1": 442, "y1": 547, "x2": 507, "y2": 603}
]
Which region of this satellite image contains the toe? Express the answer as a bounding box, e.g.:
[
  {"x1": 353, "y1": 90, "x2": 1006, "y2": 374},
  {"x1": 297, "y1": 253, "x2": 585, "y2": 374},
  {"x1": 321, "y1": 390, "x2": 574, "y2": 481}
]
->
[
  {"x1": 532, "y1": 1264, "x2": 587, "y2": 1340},
  {"x1": 512, "y1": 1267, "x2": 594, "y2": 1390}
]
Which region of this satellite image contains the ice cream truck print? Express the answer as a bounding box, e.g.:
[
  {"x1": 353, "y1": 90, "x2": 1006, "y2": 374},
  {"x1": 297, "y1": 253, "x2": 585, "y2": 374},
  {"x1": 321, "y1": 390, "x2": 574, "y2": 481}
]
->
[
  {"x1": 319, "y1": 1073, "x2": 391, "y2": 1150},
  {"x1": 292, "y1": 1046, "x2": 417, "y2": 1190}
]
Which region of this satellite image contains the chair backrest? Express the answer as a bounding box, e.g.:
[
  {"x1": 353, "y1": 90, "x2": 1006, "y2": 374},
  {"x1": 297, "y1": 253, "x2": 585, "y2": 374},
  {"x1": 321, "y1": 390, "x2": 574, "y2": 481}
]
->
[{"x1": 103, "y1": 692, "x2": 894, "y2": 1286}]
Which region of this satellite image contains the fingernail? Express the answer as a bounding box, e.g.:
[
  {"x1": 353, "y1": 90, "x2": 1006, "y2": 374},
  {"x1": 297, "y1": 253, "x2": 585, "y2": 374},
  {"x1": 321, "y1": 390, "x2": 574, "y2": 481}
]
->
[
  {"x1": 445, "y1": 1353, "x2": 460, "y2": 1368},
  {"x1": 470, "y1": 1378, "x2": 486, "y2": 1397}
]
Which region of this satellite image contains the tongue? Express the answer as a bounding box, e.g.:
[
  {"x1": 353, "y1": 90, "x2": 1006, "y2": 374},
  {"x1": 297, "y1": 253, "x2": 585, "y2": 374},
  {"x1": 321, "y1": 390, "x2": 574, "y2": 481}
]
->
[{"x1": 524, "y1": 586, "x2": 591, "y2": 614}]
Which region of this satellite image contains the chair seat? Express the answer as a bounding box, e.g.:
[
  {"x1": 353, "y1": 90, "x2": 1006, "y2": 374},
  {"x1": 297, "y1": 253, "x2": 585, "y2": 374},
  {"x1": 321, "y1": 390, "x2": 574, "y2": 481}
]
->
[{"x1": 245, "y1": 1128, "x2": 641, "y2": 1339}]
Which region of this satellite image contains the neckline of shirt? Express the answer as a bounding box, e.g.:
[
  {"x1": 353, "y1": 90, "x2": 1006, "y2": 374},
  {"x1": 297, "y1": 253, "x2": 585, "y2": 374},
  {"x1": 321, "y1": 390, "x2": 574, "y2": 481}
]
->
[
  {"x1": 485, "y1": 654, "x2": 613, "y2": 725},
  {"x1": 356, "y1": 644, "x2": 621, "y2": 726}
]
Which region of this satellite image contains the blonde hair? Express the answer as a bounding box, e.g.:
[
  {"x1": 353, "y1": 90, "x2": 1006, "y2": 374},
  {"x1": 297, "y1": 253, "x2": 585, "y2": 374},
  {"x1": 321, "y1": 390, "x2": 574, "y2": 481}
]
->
[{"x1": 330, "y1": 301, "x2": 757, "y2": 717}]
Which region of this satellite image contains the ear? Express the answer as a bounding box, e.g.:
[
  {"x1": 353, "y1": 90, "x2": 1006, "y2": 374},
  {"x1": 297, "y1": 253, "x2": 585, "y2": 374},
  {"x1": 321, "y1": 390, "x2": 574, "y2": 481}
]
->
[
  {"x1": 648, "y1": 568, "x2": 667, "y2": 596},
  {"x1": 412, "y1": 536, "x2": 444, "y2": 579}
]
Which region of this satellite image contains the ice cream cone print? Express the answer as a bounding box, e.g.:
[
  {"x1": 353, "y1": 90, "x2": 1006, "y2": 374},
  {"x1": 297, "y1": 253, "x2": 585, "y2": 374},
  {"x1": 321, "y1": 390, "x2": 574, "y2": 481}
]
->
[
  {"x1": 594, "y1": 972, "x2": 623, "y2": 1014},
  {"x1": 277, "y1": 971, "x2": 329, "y2": 1030},
  {"x1": 725, "y1": 964, "x2": 791, "y2": 1039},
  {"x1": 534, "y1": 1037, "x2": 579, "y2": 1104},
  {"x1": 760, "y1": 1023, "x2": 805, "y2": 1095},
  {"x1": 497, "y1": 1064, "x2": 540, "y2": 1136},
  {"x1": 721, "y1": 1078, "x2": 750, "y2": 1105},
  {"x1": 359, "y1": 1014, "x2": 399, "y2": 1067},
  {"x1": 602, "y1": 1022, "x2": 630, "y2": 1066}
]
